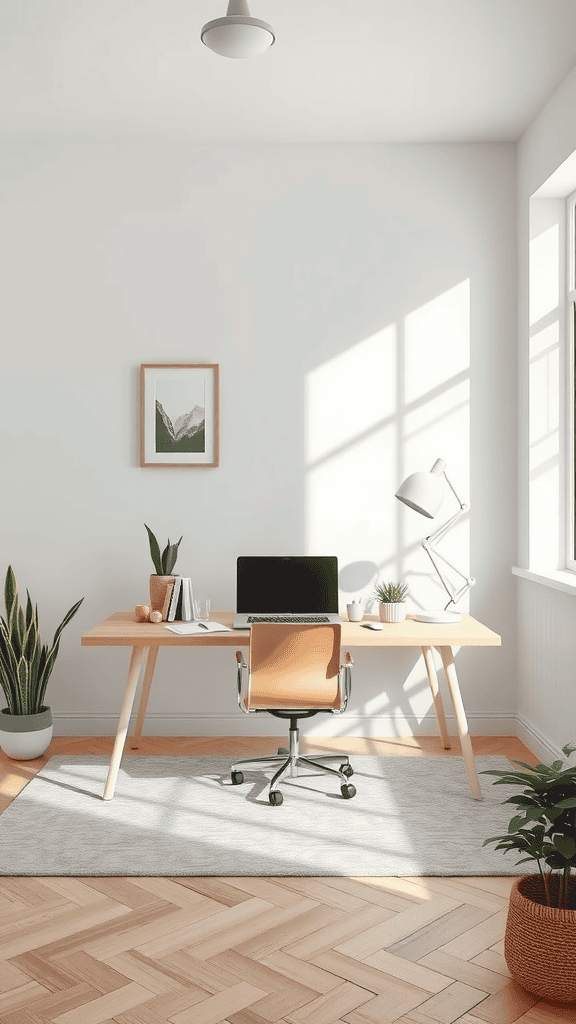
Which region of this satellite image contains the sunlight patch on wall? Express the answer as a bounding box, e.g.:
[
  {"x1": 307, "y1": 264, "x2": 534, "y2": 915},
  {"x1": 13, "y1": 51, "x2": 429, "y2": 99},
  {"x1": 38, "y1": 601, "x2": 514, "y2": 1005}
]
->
[
  {"x1": 401, "y1": 280, "x2": 471, "y2": 611},
  {"x1": 403, "y1": 661, "x2": 436, "y2": 722},
  {"x1": 306, "y1": 427, "x2": 395, "y2": 568},
  {"x1": 359, "y1": 661, "x2": 430, "y2": 721},
  {"x1": 304, "y1": 326, "x2": 396, "y2": 574},
  {"x1": 304, "y1": 279, "x2": 470, "y2": 735},
  {"x1": 305, "y1": 327, "x2": 396, "y2": 465},
  {"x1": 403, "y1": 281, "x2": 470, "y2": 405},
  {"x1": 304, "y1": 281, "x2": 471, "y2": 617}
]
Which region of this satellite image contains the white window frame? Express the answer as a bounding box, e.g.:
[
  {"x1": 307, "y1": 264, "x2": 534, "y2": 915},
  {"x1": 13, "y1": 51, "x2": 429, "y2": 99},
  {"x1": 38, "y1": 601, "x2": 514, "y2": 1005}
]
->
[{"x1": 566, "y1": 190, "x2": 576, "y2": 571}]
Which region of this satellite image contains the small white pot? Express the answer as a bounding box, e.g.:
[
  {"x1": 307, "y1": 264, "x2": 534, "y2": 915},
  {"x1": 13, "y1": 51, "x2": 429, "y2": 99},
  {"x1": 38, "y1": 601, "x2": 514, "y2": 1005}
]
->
[
  {"x1": 379, "y1": 602, "x2": 407, "y2": 623},
  {"x1": 0, "y1": 707, "x2": 53, "y2": 760}
]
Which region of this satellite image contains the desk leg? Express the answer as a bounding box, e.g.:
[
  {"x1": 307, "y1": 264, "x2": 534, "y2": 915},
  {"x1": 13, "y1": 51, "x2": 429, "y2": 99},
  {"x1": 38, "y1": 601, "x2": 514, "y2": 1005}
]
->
[
  {"x1": 130, "y1": 646, "x2": 159, "y2": 749},
  {"x1": 438, "y1": 645, "x2": 482, "y2": 801},
  {"x1": 103, "y1": 645, "x2": 147, "y2": 801},
  {"x1": 421, "y1": 646, "x2": 451, "y2": 750}
]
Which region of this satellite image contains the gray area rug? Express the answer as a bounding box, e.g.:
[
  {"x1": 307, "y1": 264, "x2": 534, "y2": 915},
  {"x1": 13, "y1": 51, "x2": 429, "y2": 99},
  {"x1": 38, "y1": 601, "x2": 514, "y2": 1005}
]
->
[{"x1": 0, "y1": 755, "x2": 529, "y2": 877}]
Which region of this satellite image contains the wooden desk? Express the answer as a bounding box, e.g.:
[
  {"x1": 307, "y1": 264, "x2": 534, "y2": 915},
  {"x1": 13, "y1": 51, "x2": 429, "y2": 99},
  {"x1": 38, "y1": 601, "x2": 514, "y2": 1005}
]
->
[{"x1": 82, "y1": 611, "x2": 500, "y2": 801}]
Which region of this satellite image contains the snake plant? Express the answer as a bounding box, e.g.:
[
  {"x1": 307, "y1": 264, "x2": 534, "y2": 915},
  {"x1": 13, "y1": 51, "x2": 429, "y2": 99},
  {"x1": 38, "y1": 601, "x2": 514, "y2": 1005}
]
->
[
  {"x1": 145, "y1": 524, "x2": 183, "y2": 576},
  {"x1": 0, "y1": 566, "x2": 83, "y2": 716}
]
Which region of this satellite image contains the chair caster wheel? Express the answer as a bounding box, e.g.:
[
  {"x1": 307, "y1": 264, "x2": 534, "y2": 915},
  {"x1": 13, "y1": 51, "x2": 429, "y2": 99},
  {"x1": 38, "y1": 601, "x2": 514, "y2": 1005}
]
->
[
  {"x1": 341, "y1": 783, "x2": 356, "y2": 799},
  {"x1": 231, "y1": 771, "x2": 244, "y2": 785},
  {"x1": 341, "y1": 764, "x2": 354, "y2": 778},
  {"x1": 269, "y1": 790, "x2": 283, "y2": 806}
]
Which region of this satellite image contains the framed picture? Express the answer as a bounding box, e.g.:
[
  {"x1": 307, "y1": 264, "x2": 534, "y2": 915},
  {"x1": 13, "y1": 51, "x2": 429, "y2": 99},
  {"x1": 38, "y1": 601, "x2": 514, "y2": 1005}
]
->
[{"x1": 140, "y1": 363, "x2": 219, "y2": 467}]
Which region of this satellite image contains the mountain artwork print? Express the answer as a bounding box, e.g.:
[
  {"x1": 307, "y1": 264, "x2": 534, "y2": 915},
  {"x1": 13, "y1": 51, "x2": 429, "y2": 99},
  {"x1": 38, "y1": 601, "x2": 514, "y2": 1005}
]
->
[{"x1": 155, "y1": 379, "x2": 205, "y2": 454}]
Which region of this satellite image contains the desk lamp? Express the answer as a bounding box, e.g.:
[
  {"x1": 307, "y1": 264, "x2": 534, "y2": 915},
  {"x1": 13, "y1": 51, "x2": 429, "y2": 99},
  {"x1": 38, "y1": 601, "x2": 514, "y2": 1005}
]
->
[{"x1": 395, "y1": 459, "x2": 475, "y2": 623}]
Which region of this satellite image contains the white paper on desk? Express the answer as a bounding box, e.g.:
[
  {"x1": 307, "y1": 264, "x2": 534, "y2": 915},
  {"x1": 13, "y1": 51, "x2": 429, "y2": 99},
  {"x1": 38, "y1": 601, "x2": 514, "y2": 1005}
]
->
[{"x1": 165, "y1": 621, "x2": 231, "y2": 635}]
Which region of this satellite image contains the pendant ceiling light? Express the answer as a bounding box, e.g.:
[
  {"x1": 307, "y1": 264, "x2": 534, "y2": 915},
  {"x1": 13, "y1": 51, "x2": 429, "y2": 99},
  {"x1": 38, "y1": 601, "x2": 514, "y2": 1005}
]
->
[{"x1": 201, "y1": 0, "x2": 275, "y2": 58}]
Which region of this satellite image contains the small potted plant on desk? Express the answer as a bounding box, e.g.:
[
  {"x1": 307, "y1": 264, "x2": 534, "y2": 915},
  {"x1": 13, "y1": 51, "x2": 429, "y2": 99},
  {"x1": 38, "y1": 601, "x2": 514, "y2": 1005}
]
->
[
  {"x1": 145, "y1": 524, "x2": 182, "y2": 615},
  {"x1": 482, "y1": 743, "x2": 576, "y2": 1003},
  {"x1": 374, "y1": 581, "x2": 409, "y2": 623},
  {"x1": 0, "y1": 566, "x2": 83, "y2": 760}
]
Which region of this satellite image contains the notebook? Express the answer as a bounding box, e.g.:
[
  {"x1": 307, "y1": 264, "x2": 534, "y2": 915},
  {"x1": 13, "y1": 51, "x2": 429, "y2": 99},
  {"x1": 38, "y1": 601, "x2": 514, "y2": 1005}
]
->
[{"x1": 232, "y1": 556, "x2": 341, "y2": 629}]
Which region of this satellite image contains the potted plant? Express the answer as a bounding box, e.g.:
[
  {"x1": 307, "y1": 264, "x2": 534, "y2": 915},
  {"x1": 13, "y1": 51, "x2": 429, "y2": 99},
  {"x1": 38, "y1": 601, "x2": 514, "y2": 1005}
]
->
[
  {"x1": 482, "y1": 742, "x2": 576, "y2": 1002},
  {"x1": 0, "y1": 566, "x2": 83, "y2": 760},
  {"x1": 374, "y1": 581, "x2": 409, "y2": 622},
  {"x1": 145, "y1": 524, "x2": 183, "y2": 614}
]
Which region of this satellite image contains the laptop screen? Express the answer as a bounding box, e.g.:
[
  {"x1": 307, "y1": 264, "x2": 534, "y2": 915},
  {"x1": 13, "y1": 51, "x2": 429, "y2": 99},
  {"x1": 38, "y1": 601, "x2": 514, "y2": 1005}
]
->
[{"x1": 236, "y1": 556, "x2": 339, "y2": 613}]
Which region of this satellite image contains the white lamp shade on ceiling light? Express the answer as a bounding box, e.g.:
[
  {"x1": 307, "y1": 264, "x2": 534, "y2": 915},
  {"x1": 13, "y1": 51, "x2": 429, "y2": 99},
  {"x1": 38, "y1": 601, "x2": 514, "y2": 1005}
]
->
[
  {"x1": 201, "y1": 0, "x2": 275, "y2": 58},
  {"x1": 395, "y1": 458, "x2": 447, "y2": 519}
]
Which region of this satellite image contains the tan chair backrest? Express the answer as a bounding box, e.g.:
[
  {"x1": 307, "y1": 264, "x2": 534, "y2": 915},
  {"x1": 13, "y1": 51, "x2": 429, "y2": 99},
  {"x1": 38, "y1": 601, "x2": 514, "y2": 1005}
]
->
[{"x1": 246, "y1": 623, "x2": 343, "y2": 711}]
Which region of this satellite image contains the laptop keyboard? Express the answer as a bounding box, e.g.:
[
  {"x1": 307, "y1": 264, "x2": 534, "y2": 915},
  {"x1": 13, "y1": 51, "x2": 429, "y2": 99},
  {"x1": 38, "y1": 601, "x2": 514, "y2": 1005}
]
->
[{"x1": 247, "y1": 615, "x2": 330, "y2": 623}]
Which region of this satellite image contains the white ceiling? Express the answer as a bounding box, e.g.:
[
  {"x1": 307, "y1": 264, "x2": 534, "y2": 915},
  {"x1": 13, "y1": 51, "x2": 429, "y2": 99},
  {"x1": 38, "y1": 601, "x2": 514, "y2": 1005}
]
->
[{"x1": 2, "y1": 0, "x2": 576, "y2": 142}]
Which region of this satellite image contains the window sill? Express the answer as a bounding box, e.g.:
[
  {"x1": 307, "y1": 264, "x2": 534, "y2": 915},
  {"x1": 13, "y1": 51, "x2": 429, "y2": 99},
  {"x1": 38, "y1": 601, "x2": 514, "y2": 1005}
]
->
[{"x1": 512, "y1": 565, "x2": 576, "y2": 595}]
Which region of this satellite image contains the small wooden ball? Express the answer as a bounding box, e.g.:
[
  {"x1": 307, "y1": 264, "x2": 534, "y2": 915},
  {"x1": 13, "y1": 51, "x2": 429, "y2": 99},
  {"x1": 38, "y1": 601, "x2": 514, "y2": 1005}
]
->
[
  {"x1": 149, "y1": 610, "x2": 163, "y2": 623},
  {"x1": 134, "y1": 604, "x2": 150, "y2": 622}
]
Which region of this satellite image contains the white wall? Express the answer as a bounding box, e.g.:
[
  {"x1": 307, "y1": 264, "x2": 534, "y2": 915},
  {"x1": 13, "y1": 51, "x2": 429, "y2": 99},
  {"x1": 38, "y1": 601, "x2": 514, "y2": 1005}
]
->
[
  {"x1": 0, "y1": 142, "x2": 517, "y2": 737},
  {"x1": 517, "y1": 68, "x2": 576, "y2": 759}
]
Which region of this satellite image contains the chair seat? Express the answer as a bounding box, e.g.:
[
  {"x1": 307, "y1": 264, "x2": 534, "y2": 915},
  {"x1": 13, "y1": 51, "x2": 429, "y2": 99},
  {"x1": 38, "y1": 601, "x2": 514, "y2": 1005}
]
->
[{"x1": 244, "y1": 694, "x2": 345, "y2": 711}]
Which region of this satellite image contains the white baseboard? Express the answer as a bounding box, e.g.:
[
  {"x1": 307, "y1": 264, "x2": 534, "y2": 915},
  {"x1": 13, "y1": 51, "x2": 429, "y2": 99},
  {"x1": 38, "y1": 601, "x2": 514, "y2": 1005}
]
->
[
  {"x1": 515, "y1": 715, "x2": 565, "y2": 763},
  {"x1": 53, "y1": 711, "x2": 517, "y2": 738}
]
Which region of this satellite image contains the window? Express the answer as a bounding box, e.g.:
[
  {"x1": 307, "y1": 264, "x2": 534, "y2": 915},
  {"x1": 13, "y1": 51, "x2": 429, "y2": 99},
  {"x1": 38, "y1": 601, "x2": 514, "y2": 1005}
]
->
[
  {"x1": 567, "y1": 190, "x2": 576, "y2": 569},
  {"x1": 513, "y1": 162, "x2": 576, "y2": 594}
]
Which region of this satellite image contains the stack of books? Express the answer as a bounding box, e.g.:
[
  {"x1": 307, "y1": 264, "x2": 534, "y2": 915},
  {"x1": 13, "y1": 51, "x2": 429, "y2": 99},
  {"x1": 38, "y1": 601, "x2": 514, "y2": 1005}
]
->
[{"x1": 162, "y1": 577, "x2": 194, "y2": 622}]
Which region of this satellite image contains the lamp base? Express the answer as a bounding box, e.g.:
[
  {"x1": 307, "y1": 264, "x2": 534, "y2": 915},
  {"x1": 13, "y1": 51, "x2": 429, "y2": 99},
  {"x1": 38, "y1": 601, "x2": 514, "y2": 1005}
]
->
[{"x1": 413, "y1": 610, "x2": 462, "y2": 624}]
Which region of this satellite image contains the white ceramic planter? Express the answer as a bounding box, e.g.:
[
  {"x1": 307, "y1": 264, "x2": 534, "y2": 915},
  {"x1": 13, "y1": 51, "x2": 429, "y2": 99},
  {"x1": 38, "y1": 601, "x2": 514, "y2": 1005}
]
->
[
  {"x1": 0, "y1": 706, "x2": 53, "y2": 760},
  {"x1": 379, "y1": 602, "x2": 407, "y2": 623}
]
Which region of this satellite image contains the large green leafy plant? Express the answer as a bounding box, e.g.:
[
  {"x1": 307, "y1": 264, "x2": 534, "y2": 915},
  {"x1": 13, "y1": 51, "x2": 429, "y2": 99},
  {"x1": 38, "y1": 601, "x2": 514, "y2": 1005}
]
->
[
  {"x1": 482, "y1": 742, "x2": 576, "y2": 909},
  {"x1": 0, "y1": 566, "x2": 83, "y2": 716},
  {"x1": 145, "y1": 524, "x2": 182, "y2": 576}
]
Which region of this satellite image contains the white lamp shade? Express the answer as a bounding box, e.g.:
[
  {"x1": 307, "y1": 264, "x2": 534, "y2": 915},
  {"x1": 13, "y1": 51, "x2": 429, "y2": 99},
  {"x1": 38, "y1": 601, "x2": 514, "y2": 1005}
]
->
[
  {"x1": 201, "y1": 16, "x2": 274, "y2": 57},
  {"x1": 395, "y1": 462, "x2": 446, "y2": 518}
]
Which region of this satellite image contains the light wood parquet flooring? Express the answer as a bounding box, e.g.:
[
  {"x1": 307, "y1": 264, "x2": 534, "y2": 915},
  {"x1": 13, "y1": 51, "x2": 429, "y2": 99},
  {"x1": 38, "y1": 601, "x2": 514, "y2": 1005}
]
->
[{"x1": 0, "y1": 736, "x2": 571, "y2": 1024}]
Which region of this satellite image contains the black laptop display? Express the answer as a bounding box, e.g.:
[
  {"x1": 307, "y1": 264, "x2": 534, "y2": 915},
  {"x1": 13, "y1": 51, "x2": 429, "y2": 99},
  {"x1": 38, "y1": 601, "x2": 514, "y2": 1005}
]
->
[{"x1": 233, "y1": 556, "x2": 340, "y2": 628}]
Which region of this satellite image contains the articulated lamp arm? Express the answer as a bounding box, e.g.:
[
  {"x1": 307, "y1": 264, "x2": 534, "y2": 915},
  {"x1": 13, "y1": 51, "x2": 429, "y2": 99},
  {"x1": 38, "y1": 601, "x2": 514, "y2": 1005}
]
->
[
  {"x1": 421, "y1": 471, "x2": 476, "y2": 610},
  {"x1": 395, "y1": 459, "x2": 476, "y2": 618}
]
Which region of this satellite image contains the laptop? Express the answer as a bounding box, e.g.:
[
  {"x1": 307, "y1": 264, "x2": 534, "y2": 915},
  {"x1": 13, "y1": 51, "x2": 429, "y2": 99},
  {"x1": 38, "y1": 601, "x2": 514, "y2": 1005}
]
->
[{"x1": 232, "y1": 556, "x2": 341, "y2": 629}]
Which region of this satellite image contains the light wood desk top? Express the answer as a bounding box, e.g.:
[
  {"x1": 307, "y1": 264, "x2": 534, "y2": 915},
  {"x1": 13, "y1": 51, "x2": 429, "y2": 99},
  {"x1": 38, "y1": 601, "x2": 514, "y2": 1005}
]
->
[{"x1": 81, "y1": 611, "x2": 500, "y2": 648}]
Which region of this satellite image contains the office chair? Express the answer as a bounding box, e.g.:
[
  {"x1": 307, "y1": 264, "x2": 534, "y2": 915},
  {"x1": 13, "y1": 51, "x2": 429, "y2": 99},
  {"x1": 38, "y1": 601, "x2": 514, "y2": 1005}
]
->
[{"x1": 231, "y1": 622, "x2": 356, "y2": 806}]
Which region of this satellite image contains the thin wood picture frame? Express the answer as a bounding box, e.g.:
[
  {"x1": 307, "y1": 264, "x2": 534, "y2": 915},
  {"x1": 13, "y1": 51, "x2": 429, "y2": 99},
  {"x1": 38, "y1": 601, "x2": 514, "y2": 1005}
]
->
[{"x1": 140, "y1": 363, "x2": 219, "y2": 467}]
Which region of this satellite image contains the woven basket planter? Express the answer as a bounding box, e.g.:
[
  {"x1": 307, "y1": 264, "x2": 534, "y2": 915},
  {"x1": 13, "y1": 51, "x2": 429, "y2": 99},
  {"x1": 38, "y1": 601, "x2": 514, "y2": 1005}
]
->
[{"x1": 505, "y1": 875, "x2": 576, "y2": 1003}]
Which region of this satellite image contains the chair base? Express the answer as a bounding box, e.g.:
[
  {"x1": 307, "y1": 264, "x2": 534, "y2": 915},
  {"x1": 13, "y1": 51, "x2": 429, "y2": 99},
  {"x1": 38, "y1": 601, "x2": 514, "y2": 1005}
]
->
[{"x1": 230, "y1": 721, "x2": 356, "y2": 804}]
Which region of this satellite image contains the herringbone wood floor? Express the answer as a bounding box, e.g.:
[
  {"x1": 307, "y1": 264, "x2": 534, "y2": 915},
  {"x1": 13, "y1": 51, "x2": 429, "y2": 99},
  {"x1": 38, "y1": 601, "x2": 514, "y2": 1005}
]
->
[{"x1": 0, "y1": 736, "x2": 572, "y2": 1024}]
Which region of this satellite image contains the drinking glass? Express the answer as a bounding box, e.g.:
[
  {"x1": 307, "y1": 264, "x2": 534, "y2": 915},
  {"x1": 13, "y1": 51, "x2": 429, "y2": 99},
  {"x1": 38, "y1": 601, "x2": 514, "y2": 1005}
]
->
[{"x1": 194, "y1": 598, "x2": 211, "y2": 621}]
